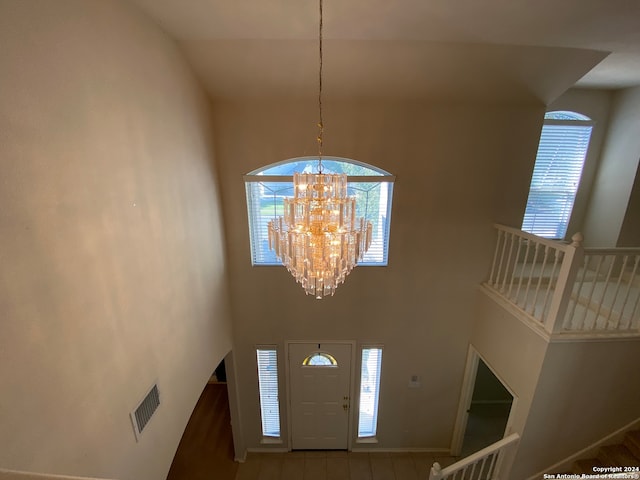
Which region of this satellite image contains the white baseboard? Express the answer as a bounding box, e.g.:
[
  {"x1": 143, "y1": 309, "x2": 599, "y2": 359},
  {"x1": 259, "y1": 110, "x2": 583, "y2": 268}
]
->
[
  {"x1": 246, "y1": 447, "x2": 290, "y2": 454},
  {"x1": 243, "y1": 447, "x2": 451, "y2": 455},
  {"x1": 526, "y1": 416, "x2": 640, "y2": 480},
  {"x1": 350, "y1": 447, "x2": 450, "y2": 454},
  {"x1": 234, "y1": 450, "x2": 247, "y2": 463}
]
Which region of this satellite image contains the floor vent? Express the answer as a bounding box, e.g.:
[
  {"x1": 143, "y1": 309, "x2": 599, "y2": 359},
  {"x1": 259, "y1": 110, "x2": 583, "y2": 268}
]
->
[{"x1": 131, "y1": 383, "x2": 160, "y2": 441}]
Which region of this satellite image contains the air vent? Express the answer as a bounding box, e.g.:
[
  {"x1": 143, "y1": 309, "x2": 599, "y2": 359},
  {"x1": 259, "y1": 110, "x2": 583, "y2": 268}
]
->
[{"x1": 130, "y1": 383, "x2": 160, "y2": 441}]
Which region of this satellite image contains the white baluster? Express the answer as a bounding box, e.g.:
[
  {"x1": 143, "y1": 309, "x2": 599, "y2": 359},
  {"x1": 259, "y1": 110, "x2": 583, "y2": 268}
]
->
[
  {"x1": 606, "y1": 255, "x2": 629, "y2": 329},
  {"x1": 488, "y1": 229, "x2": 503, "y2": 286},
  {"x1": 525, "y1": 242, "x2": 541, "y2": 317},
  {"x1": 565, "y1": 255, "x2": 588, "y2": 330},
  {"x1": 507, "y1": 236, "x2": 524, "y2": 298},
  {"x1": 515, "y1": 240, "x2": 532, "y2": 310},
  {"x1": 496, "y1": 231, "x2": 509, "y2": 291},
  {"x1": 501, "y1": 232, "x2": 516, "y2": 293},
  {"x1": 544, "y1": 248, "x2": 563, "y2": 325},
  {"x1": 592, "y1": 255, "x2": 616, "y2": 329},
  {"x1": 531, "y1": 245, "x2": 550, "y2": 321},
  {"x1": 619, "y1": 255, "x2": 640, "y2": 329}
]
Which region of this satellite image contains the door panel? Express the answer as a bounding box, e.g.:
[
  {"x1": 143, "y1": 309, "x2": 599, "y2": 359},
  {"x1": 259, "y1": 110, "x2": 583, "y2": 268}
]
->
[{"x1": 289, "y1": 343, "x2": 352, "y2": 450}]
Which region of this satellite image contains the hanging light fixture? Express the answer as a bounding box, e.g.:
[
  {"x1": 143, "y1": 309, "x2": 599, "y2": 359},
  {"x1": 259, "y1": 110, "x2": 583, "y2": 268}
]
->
[{"x1": 267, "y1": 0, "x2": 373, "y2": 299}]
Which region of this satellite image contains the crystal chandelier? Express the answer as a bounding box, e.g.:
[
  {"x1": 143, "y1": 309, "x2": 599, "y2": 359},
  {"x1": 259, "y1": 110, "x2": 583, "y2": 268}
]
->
[{"x1": 267, "y1": 0, "x2": 373, "y2": 299}]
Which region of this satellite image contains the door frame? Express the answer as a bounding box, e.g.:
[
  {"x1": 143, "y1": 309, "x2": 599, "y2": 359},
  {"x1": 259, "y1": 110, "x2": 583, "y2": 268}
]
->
[
  {"x1": 285, "y1": 340, "x2": 357, "y2": 451},
  {"x1": 450, "y1": 345, "x2": 518, "y2": 456}
]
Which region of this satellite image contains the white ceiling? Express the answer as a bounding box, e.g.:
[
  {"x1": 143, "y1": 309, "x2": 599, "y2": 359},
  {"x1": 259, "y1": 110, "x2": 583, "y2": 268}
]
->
[{"x1": 128, "y1": 0, "x2": 640, "y2": 103}]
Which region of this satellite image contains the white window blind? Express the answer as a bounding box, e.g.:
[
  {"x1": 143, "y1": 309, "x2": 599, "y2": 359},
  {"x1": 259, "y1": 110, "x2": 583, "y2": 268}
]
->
[
  {"x1": 522, "y1": 114, "x2": 593, "y2": 239},
  {"x1": 256, "y1": 348, "x2": 281, "y2": 438},
  {"x1": 358, "y1": 347, "x2": 383, "y2": 438},
  {"x1": 244, "y1": 157, "x2": 395, "y2": 266}
]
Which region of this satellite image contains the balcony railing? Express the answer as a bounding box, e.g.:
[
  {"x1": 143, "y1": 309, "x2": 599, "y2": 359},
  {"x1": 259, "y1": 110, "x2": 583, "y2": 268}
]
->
[
  {"x1": 429, "y1": 433, "x2": 519, "y2": 480},
  {"x1": 485, "y1": 224, "x2": 640, "y2": 338}
]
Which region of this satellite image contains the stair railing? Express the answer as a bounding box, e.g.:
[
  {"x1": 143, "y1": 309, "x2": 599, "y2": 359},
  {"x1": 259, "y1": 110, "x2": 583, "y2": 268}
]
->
[
  {"x1": 564, "y1": 248, "x2": 640, "y2": 332},
  {"x1": 429, "y1": 433, "x2": 520, "y2": 480},
  {"x1": 486, "y1": 225, "x2": 640, "y2": 336},
  {"x1": 485, "y1": 224, "x2": 583, "y2": 334}
]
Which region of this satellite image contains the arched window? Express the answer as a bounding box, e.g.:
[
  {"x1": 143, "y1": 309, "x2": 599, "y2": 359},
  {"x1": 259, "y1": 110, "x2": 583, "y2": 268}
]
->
[
  {"x1": 522, "y1": 111, "x2": 594, "y2": 239},
  {"x1": 244, "y1": 157, "x2": 395, "y2": 265},
  {"x1": 302, "y1": 352, "x2": 338, "y2": 367}
]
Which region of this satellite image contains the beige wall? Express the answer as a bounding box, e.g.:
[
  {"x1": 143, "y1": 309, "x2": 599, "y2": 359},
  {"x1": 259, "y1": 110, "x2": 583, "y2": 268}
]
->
[
  {"x1": 0, "y1": 1, "x2": 232, "y2": 479},
  {"x1": 582, "y1": 86, "x2": 640, "y2": 247},
  {"x1": 618, "y1": 162, "x2": 640, "y2": 247},
  {"x1": 212, "y1": 98, "x2": 544, "y2": 451},
  {"x1": 512, "y1": 339, "x2": 640, "y2": 478},
  {"x1": 470, "y1": 292, "x2": 549, "y2": 439}
]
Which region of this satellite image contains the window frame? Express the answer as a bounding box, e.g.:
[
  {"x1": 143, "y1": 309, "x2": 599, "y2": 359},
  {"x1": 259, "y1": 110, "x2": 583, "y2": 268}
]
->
[
  {"x1": 522, "y1": 111, "x2": 595, "y2": 240},
  {"x1": 244, "y1": 156, "x2": 395, "y2": 267},
  {"x1": 256, "y1": 346, "x2": 282, "y2": 442},
  {"x1": 357, "y1": 345, "x2": 383, "y2": 442}
]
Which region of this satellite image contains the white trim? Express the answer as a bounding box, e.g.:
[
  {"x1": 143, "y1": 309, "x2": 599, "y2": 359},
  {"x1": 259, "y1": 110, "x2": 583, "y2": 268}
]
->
[
  {"x1": 350, "y1": 447, "x2": 451, "y2": 454},
  {"x1": 259, "y1": 436, "x2": 283, "y2": 445},
  {"x1": 355, "y1": 436, "x2": 379, "y2": 444},
  {"x1": 234, "y1": 450, "x2": 247, "y2": 463},
  {"x1": 224, "y1": 350, "x2": 246, "y2": 465},
  {"x1": 549, "y1": 332, "x2": 640, "y2": 343},
  {"x1": 0, "y1": 469, "x2": 117, "y2": 480},
  {"x1": 526, "y1": 416, "x2": 640, "y2": 480},
  {"x1": 450, "y1": 346, "x2": 518, "y2": 457},
  {"x1": 246, "y1": 155, "x2": 394, "y2": 177},
  {"x1": 246, "y1": 447, "x2": 290, "y2": 454},
  {"x1": 480, "y1": 284, "x2": 640, "y2": 343},
  {"x1": 450, "y1": 347, "x2": 479, "y2": 456},
  {"x1": 244, "y1": 175, "x2": 396, "y2": 183}
]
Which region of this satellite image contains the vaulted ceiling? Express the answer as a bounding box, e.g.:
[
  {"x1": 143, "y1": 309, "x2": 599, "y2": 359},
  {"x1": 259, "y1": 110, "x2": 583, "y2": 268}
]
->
[{"x1": 128, "y1": 0, "x2": 640, "y2": 103}]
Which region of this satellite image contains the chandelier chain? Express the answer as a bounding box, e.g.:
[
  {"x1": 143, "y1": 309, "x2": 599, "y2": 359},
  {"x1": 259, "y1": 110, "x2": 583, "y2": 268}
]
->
[{"x1": 317, "y1": 0, "x2": 324, "y2": 172}]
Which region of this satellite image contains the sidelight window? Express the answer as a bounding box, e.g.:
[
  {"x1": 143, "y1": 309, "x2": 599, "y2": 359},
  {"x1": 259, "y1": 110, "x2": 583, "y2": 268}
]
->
[
  {"x1": 256, "y1": 347, "x2": 281, "y2": 438},
  {"x1": 358, "y1": 346, "x2": 383, "y2": 438}
]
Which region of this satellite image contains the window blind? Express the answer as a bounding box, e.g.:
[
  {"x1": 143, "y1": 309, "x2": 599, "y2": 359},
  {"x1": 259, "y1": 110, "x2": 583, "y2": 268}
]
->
[
  {"x1": 358, "y1": 347, "x2": 383, "y2": 438},
  {"x1": 256, "y1": 348, "x2": 281, "y2": 438},
  {"x1": 245, "y1": 179, "x2": 394, "y2": 266},
  {"x1": 522, "y1": 122, "x2": 593, "y2": 239}
]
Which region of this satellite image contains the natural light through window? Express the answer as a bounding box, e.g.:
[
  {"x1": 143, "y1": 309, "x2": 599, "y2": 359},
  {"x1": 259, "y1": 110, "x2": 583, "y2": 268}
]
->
[
  {"x1": 256, "y1": 347, "x2": 281, "y2": 439},
  {"x1": 522, "y1": 111, "x2": 593, "y2": 239},
  {"x1": 244, "y1": 157, "x2": 395, "y2": 266},
  {"x1": 358, "y1": 347, "x2": 383, "y2": 439},
  {"x1": 302, "y1": 352, "x2": 338, "y2": 366}
]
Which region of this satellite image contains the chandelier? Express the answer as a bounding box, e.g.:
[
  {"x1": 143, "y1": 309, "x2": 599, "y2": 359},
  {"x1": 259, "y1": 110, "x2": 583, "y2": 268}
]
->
[{"x1": 267, "y1": 0, "x2": 373, "y2": 299}]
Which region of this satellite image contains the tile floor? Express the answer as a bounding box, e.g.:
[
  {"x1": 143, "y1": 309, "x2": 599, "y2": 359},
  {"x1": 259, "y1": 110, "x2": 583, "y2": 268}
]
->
[{"x1": 234, "y1": 451, "x2": 458, "y2": 480}]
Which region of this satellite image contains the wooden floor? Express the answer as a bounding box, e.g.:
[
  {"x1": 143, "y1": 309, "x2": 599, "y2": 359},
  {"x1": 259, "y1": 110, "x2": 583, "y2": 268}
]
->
[{"x1": 167, "y1": 383, "x2": 238, "y2": 480}]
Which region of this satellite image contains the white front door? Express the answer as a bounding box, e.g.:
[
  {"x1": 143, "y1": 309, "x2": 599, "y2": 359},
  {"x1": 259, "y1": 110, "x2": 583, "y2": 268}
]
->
[{"x1": 288, "y1": 342, "x2": 352, "y2": 450}]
